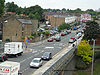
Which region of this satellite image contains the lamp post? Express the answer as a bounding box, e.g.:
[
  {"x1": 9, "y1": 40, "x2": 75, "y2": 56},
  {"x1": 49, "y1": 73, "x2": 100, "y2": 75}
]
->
[{"x1": 91, "y1": 39, "x2": 95, "y2": 75}]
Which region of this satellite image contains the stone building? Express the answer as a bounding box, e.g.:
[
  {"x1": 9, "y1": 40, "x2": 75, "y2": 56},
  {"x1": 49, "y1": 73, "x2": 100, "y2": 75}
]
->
[
  {"x1": 43, "y1": 12, "x2": 77, "y2": 27},
  {"x1": 2, "y1": 15, "x2": 38, "y2": 42}
]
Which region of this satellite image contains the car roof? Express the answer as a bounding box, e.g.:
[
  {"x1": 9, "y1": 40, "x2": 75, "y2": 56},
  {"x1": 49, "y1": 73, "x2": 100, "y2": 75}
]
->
[
  {"x1": 33, "y1": 58, "x2": 41, "y2": 60},
  {"x1": 44, "y1": 52, "x2": 51, "y2": 54}
]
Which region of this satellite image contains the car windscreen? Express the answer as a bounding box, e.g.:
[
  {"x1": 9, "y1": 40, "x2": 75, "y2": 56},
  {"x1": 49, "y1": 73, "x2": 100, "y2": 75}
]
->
[
  {"x1": 43, "y1": 53, "x2": 49, "y2": 57},
  {"x1": 32, "y1": 59, "x2": 39, "y2": 63}
]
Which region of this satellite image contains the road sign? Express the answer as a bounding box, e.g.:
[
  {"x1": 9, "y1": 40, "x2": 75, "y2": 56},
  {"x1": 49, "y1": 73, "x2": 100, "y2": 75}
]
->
[{"x1": 24, "y1": 37, "x2": 28, "y2": 43}]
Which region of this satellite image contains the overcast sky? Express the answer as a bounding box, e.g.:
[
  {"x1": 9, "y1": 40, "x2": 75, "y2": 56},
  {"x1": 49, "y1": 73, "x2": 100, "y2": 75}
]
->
[{"x1": 5, "y1": 0, "x2": 100, "y2": 11}]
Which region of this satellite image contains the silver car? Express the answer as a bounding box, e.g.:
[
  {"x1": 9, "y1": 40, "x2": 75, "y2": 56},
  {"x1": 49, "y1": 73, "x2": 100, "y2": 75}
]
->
[{"x1": 30, "y1": 58, "x2": 42, "y2": 68}]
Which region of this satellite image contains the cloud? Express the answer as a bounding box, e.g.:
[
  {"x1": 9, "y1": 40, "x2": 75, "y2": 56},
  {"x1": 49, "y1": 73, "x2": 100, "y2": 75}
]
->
[{"x1": 5, "y1": 0, "x2": 100, "y2": 10}]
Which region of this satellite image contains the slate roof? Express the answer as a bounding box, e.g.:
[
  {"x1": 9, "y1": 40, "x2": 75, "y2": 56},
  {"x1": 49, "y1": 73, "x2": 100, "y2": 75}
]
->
[{"x1": 17, "y1": 19, "x2": 32, "y2": 24}]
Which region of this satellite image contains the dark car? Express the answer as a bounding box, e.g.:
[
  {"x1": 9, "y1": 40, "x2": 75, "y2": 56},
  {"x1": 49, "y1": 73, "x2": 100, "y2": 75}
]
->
[
  {"x1": 0, "y1": 53, "x2": 7, "y2": 62},
  {"x1": 41, "y1": 52, "x2": 52, "y2": 60}
]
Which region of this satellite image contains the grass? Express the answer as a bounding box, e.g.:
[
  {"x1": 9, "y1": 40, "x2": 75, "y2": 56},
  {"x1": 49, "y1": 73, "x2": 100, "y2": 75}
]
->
[
  {"x1": 93, "y1": 61, "x2": 100, "y2": 75},
  {"x1": 90, "y1": 45, "x2": 100, "y2": 49},
  {"x1": 73, "y1": 60, "x2": 100, "y2": 75}
]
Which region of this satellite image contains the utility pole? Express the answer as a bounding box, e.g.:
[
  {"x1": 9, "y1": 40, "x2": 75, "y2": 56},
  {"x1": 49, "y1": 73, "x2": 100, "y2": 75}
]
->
[{"x1": 91, "y1": 39, "x2": 95, "y2": 75}]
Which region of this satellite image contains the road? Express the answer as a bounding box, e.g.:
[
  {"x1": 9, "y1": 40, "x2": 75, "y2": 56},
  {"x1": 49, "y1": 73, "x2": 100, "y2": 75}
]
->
[{"x1": 6, "y1": 31, "x2": 76, "y2": 75}]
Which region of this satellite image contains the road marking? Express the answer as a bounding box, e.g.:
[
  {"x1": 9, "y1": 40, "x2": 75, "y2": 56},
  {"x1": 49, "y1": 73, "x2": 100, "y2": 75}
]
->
[
  {"x1": 20, "y1": 56, "x2": 34, "y2": 63},
  {"x1": 58, "y1": 47, "x2": 62, "y2": 49},
  {"x1": 59, "y1": 43, "x2": 63, "y2": 46},
  {"x1": 32, "y1": 51, "x2": 37, "y2": 53},
  {"x1": 20, "y1": 59, "x2": 27, "y2": 63},
  {"x1": 45, "y1": 47, "x2": 54, "y2": 49},
  {"x1": 41, "y1": 50, "x2": 44, "y2": 52},
  {"x1": 22, "y1": 67, "x2": 29, "y2": 73}
]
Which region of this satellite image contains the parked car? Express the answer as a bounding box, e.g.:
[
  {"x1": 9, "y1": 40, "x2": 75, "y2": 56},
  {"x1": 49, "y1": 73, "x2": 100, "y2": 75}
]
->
[
  {"x1": 41, "y1": 52, "x2": 52, "y2": 60},
  {"x1": 66, "y1": 30, "x2": 71, "y2": 34},
  {"x1": 70, "y1": 38, "x2": 76, "y2": 41},
  {"x1": 0, "y1": 53, "x2": 7, "y2": 62},
  {"x1": 30, "y1": 58, "x2": 42, "y2": 68},
  {"x1": 55, "y1": 35, "x2": 61, "y2": 41},
  {"x1": 69, "y1": 38, "x2": 75, "y2": 43},
  {"x1": 77, "y1": 33, "x2": 82, "y2": 38},
  {"x1": 47, "y1": 38, "x2": 54, "y2": 42},
  {"x1": 37, "y1": 28, "x2": 45, "y2": 32},
  {"x1": 61, "y1": 32, "x2": 66, "y2": 36}
]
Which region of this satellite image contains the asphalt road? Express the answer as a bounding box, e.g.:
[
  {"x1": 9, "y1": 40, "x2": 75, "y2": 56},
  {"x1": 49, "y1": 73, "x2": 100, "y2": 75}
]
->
[{"x1": 6, "y1": 31, "x2": 76, "y2": 75}]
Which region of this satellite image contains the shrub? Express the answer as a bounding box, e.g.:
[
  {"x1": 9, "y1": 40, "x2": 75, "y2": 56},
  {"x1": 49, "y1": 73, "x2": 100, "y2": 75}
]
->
[
  {"x1": 37, "y1": 32, "x2": 44, "y2": 36},
  {"x1": 5, "y1": 39, "x2": 10, "y2": 42},
  {"x1": 44, "y1": 27, "x2": 49, "y2": 30},
  {"x1": 94, "y1": 51, "x2": 100, "y2": 59},
  {"x1": 27, "y1": 36, "x2": 34, "y2": 39},
  {"x1": 77, "y1": 40, "x2": 92, "y2": 64},
  {"x1": 43, "y1": 31, "x2": 50, "y2": 36},
  {"x1": 31, "y1": 33, "x2": 37, "y2": 37},
  {"x1": 75, "y1": 57, "x2": 89, "y2": 70},
  {"x1": 0, "y1": 34, "x2": 2, "y2": 40}
]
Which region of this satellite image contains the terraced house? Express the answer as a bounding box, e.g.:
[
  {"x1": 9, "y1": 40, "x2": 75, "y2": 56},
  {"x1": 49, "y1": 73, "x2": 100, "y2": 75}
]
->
[{"x1": 2, "y1": 14, "x2": 38, "y2": 42}]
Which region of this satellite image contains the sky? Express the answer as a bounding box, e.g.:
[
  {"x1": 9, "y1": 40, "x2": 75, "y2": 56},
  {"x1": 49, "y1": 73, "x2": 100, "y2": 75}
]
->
[{"x1": 5, "y1": 0, "x2": 100, "y2": 11}]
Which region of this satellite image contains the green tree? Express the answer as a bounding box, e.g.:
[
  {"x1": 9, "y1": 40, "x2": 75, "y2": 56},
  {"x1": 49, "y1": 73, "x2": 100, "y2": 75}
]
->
[
  {"x1": 77, "y1": 40, "x2": 92, "y2": 64},
  {"x1": 26, "y1": 5, "x2": 43, "y2": 20},
  {"x1": 83, "y1": 21, "x2": 100, "y2": 40},
  {"x1": 74, "y1": 8, "x2": 82, "y2": 13},
  {"x1": 58, "y1": 23, "x2": 71, "y2": 32},
  {"x1": 0, "y1": 0, "x2": 5, "y2": 17},
  {"x1": 28, "y1": 13, "x2": 35, "y2": 19},
  {"x1": 62, "y1": 8, "x2": 66, "y2": 11},
  {"x1": 6, "y1": 2, "x2": 18, "y2": 13}
]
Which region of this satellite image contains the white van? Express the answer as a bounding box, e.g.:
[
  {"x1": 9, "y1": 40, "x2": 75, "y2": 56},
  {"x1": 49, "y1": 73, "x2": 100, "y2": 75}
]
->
[{"x1": 4, "y1": 42, "x2": 23, "y2": 56}]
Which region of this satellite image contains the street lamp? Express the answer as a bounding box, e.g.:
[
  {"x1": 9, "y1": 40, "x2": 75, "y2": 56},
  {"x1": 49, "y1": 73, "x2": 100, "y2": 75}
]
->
[{"x1": 91, "y1": 39, "x2": 95, "y2": 75}]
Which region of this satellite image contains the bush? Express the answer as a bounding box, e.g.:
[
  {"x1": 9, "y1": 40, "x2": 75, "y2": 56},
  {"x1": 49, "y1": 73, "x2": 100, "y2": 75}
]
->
[
  {"x1": 44, "y1": 27, "x2": 49, "y2": 30},
  {"x1": 37, "y1": 32, "x2": 44, "y2": 36},
  {"x1": 31, "y1": 33, "x2": 37, "y2": 37},
  {"x1": 0, "y1": 34, "x2": 2, "y2": 40},
  {"x1": 95, "y1": 51, "x2": 100, "y2": 59},
  {"x1": 43, "y1": 31, "x2": 50, "y2": 36},
  {"x1": 75, "y1": 57, "x2": 89, "y2": 70},
  {"x1": 5, "y1": 39, "x2": 10, "y2": 42},
  {"x1": 27, "y1": 36, "x2": 34, "y2": 39}
]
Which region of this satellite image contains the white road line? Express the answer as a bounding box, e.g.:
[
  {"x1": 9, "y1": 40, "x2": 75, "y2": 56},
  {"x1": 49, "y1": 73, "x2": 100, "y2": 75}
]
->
[
  {"x1": 58, "y1": 47, "x2": 62, "y2": 49},
  {"x1": 22, "y1": 67, "x2": 29, "y2": 73},
  {"x1": 41, "y1": 50, "x2": 44, "y2": 52},
  {"x1": 20, "y1": 59, "x2": 26, "y2": 63},
  {"x1": 45, "y1": 47, "x2": 54, "y2": 49},
  {"x1": 32, "y1": 51, "x2": 37, "y2": 53}
]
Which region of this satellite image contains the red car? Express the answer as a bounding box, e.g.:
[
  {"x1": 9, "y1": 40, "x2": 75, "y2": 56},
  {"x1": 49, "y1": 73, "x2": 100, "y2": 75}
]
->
[
  {"x1": 61, "y1": 32, "x2": 66, "y2": 36},
  {"x1": 70, "y1": 38, "x2": 75, "y2": 40},
  {"x1": 47, "y1": 38, "x2": 54, "y2": 42}
]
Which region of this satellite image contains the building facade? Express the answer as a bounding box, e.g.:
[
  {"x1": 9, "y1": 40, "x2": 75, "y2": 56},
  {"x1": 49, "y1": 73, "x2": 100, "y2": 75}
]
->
[
  {"x1": 43, "y1": 12, "x2": 77, "y2": 27},
  {"x1": 2, "y1": 15, "x2": 38, "y2": 42}
]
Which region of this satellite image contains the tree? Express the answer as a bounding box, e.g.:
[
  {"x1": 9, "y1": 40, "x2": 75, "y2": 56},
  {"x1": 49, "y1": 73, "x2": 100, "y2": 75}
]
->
[
  {"x1": 77, "y1": 40, "x2": 92, "y2": 64},
  {"x1": 83, "y1": 21, "x2": 100, "y2": 40},
  {"x1": 0, "y1": 0, "x2": 5, "y2": 17},
  {"x1": 28, "y1": 13, "x2": 35, "y2": 19},
  {"x1": 6, "y1": 2, "x2": 18, "y2": 13},
  {"x1": 27, "y1": 5, "x2": 43, "y2": 20},
  {"x1": 74, "y1": 8, "x2": 82, "y2": 13},
  {"x1": 62, "y1": 8, "x2": 66, "y2": 11},
  {"x1": 58, "y1": 23, "x2": 71, "y2": 32}
]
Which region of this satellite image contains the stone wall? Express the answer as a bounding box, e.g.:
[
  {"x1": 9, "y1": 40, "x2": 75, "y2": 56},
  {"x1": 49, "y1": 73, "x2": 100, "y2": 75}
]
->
[{"x1": 3, "y1": 16, "x2": 22, "y2": 42}]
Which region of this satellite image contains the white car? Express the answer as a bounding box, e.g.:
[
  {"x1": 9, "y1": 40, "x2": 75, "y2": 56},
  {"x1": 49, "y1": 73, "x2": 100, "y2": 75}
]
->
[
  {"x1": 30, "y1": 58, "x2": 42, "y2": 68},
  {"x1": 69, "y1": 39, "x2": 75, "y2": 43}
]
